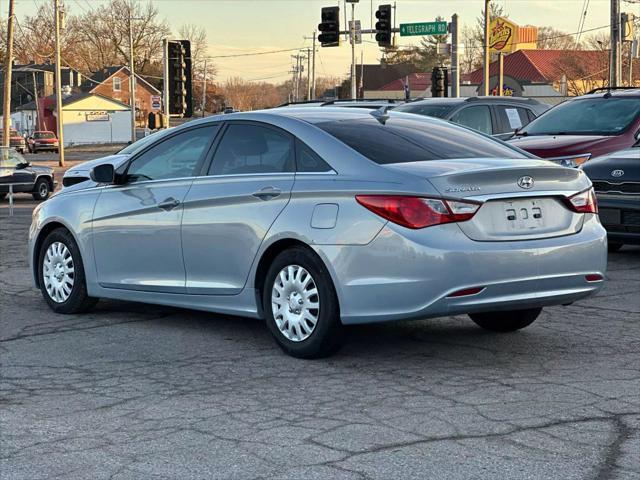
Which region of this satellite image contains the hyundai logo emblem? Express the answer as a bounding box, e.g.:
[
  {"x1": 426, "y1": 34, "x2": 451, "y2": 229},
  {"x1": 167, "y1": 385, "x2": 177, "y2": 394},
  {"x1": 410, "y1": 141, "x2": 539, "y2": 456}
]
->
[
  {"x1": 611, "y1": 169, "x2": 625, "y2": 177},
  {"x1": 517, "y1": 176, "x2": 534, "y2": 189}
]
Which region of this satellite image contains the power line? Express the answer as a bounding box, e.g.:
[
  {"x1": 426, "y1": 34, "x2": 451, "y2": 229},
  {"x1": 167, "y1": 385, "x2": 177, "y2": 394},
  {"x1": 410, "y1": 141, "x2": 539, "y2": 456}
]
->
[{"x1": 205, "y1": 47, "x2": 306, "y2": 59}]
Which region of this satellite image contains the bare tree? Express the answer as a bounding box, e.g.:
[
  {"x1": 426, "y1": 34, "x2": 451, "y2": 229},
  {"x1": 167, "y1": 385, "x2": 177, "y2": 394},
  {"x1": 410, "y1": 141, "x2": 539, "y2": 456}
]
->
[
  {"x1": 178, "y1": 24, "x2": 216, "y2": 113},
  {"x1": 537, "y1": 26, "x2": 578, "y2": 50}
]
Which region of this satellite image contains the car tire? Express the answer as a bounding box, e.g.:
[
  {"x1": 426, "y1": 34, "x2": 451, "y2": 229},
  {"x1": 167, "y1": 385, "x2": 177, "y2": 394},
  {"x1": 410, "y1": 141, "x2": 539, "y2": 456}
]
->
[
  {"x1": 469, "y1": 307, "x2": 542, "y2": 332},
  {"x1": 32, "y1": 178, "x2": 51, "y2": 201},
  {"x1": 608, "y1": 242, "x2": 623, "y2": 253},
  {"x1": 263, "y1": 246, "x2": 344, "y2": 359},
  {"x1": 38, "y1": 228, "x2": 98, "y2": 314}
]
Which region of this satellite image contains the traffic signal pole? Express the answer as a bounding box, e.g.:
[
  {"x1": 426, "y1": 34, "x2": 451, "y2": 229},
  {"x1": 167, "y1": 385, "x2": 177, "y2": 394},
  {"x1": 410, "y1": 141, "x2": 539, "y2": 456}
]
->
[
  {"x1": 128, "y1": 7, "x2": 137, "y2": 143},
  {"x1": 450, "y1": 14, "x2": 460, "y2": 98}
]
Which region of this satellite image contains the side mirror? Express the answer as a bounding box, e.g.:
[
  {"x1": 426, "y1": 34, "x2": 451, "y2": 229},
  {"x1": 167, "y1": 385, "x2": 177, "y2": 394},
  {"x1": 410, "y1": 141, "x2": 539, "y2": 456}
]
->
[
  {"x1": 15, "y1": 161, "x2": 30, "y2": 169},
  {"x1": 90, "y1": 163, "x2": 115, "y2": 184}
]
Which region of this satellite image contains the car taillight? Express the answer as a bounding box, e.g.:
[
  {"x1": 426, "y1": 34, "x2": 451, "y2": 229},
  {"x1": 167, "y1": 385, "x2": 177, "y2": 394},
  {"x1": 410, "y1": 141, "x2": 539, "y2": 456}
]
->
[
  {"x1": 355, "y1": 195, "x2": 481, "y2": 229},
  {"x1": 566, "y1": 187, "x2": 598, "y2": 214}
]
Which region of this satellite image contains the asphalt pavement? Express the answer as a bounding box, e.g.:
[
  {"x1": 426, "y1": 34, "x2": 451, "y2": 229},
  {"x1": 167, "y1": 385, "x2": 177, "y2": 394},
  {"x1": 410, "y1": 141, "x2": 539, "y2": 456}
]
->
[{"x1": 1, "y1": 185, "x2": 639, "y2": 479}]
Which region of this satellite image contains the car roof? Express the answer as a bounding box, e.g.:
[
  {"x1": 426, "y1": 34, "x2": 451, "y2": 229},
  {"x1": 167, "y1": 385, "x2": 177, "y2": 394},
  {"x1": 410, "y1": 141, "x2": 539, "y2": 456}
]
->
[
  {"x1": 405, "y1": 96, "x2": 543, "y2": 106},
  {"x1": 577, "y1": 88, "x2": 640, "y2": 99}
]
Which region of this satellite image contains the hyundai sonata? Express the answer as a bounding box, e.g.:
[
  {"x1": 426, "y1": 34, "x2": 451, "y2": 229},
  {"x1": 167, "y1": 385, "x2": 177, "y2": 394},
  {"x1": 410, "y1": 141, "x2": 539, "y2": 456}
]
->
[{"x1": 29, "y1": 108, "x2": 607, "y2": 358}]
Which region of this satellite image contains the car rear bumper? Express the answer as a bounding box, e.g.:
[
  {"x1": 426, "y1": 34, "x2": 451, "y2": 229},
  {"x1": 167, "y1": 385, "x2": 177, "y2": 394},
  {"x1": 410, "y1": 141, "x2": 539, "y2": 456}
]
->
[
  {"x1": 596, "y1": 195, "x2": 640, "y2": 245},
  {"x1": 318, "y1": 214, "x2": 607, "y2": 324}
]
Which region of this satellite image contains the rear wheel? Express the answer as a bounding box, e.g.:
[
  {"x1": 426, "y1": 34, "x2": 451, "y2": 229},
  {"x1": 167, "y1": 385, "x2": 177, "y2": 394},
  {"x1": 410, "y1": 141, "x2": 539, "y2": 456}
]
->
[
  {"x1": 263, "y1": 246, "x2": 343, "y2": 359},
  {"x1": 38, "y1": 228, "x2": 98, "y2": 314},
  {"x1": 469, "y1": 308, "x2": 542, "y2": 332},
  {"x1": 32, "y1": 178, "x2": 51, "y2": 201},
  {"x1": 608, "y1": 242, "x2": 623, "y2": 253}
]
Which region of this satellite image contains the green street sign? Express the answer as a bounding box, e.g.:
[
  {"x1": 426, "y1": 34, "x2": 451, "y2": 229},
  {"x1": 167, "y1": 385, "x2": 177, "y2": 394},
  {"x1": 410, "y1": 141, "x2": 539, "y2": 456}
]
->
[{"x1": 400, "y1": 21, "x2": 448, "y2": 37}]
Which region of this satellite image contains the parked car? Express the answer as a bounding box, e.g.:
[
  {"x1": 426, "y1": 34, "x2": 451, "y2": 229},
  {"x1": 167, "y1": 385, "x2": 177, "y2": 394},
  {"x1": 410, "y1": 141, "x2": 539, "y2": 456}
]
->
[
  {"x1": 27, "y1": 131, "x2": 59, "y2": 153},
  {"x1": 0, "y1": 147, "x2": 55, "y2": 200},
  {"x1": 0, "y1": 129, "x2": 27, "y2": 153},
  {"x1": 509, "y1": 88, "x2": 640, "y2": 167},
  {"x1": 581, "y1": 146, "x2": 640, "y2": 251},
  {"x1": 393, "y1": 97, "x2": 549, "y2": 140},
  {"x1": 29, "y1": 109, "x2": 606, "y2": 358}
]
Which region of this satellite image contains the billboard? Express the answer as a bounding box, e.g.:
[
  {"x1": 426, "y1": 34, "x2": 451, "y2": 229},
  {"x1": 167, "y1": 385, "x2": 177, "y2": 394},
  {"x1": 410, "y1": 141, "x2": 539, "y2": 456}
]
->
[{"x1": 489, "y1": 17, "x2": 518, "y2": 53}]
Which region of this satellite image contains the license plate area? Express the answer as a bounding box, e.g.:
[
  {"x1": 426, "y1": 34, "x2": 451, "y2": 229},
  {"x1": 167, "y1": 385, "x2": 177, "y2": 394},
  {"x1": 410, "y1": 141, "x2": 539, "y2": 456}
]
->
[
  {"x1": 456, "y1": 196, "x2": 583, "y2": 241},
  {"x1": 503, "y1": 199, "x2": 545, "y2": 231}
]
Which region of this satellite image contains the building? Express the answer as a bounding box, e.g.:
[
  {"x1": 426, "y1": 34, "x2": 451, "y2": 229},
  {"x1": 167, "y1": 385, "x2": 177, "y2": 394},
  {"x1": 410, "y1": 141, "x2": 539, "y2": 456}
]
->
[
  {"x1": 82, "y1": 66, "x2": 162, "y2": 127},
  {"x1": 465, "y1": 49, "x2": 631, "y2": 100},
  {"x1": 0, "y1": 61, "x2": 83, "y2": 110},
  {"x1": 14, "y1": 93, "x2": 131, "y2": 146}
]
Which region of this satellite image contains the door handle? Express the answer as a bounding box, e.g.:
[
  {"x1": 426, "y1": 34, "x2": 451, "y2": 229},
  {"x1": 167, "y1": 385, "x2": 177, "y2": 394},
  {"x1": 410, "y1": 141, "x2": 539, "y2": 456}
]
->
[
  {"x1": 252, "y1": 187, "x2": 282, "y2": 200},
  {"x1": 157, "y1": 197, "x2": 181, "y2": 211}
]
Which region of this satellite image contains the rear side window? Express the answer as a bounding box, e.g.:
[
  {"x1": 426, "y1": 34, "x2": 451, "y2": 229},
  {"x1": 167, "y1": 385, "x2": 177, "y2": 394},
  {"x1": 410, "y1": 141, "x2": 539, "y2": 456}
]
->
[
  {"x1": 209, "y1": 124, "x2": 294, "y2": 175},
  {"x1": 394, "y1": 103, "x2": 456, "y2": 119},
  {"x1": 296, "y1": 139, "x2": 332, "y2": 172},
  {"x1": 450, "y1": 106, "x2": 493, "y2": 135},
  {"x1": 495, "y1": 106, "x2": 532, "y2": 133},
  {"x1": 316, "y1": 116, "x2": 527, "y2": 165}
]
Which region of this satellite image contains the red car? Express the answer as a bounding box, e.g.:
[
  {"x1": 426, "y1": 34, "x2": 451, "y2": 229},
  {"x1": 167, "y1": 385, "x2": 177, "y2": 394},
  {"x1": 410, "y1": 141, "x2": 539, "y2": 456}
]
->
[
  {"x1": 509, "y1": 89, "x2": 640, "y2": 167},
  {"x1": 27, "y1": 131, "x2": 59, "y2": 153},
  {"x1": 0, "y1": 129, "x2": 26, "y2": 154}
]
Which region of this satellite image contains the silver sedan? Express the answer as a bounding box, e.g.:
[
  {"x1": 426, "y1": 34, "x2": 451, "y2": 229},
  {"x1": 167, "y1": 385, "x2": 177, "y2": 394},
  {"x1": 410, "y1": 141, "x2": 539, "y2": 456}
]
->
[{"x1": 28, "y1": 108, "x2": 607, "y2": 358}]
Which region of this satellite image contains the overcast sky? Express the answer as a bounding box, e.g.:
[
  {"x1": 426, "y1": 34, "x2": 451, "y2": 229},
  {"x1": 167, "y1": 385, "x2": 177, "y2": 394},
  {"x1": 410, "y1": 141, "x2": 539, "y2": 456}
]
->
[{"x1": 7, "y1": 0, "x2": 640, "y2": 83}]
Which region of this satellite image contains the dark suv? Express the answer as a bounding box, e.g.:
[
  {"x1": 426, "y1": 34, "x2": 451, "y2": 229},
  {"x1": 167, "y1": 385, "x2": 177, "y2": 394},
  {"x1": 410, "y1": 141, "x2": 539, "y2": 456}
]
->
[
  {"x1": 393, "y1": 97, "x2": 549, "y2": 140},
  {"x1": 509, "y1": 89, "x2": 640, "y2": 167}
]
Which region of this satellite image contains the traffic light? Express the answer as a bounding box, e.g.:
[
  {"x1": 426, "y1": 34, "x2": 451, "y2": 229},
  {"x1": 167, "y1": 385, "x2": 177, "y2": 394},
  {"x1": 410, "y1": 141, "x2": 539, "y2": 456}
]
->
[
  {"x1": 318, "y1": 6, "x2": 340, "y2": 47},
  {"x1": 621, "y1": 13, "x2": 635, "y2": 42},
  {"x1": 167, "y1": 40, "x2": 193, "y2": 117},
  {"x1": 431, "y1": 67, "x2": 448, "y2": 97},
  {"x1": 375, "y1": 4, "x2": 392, "y2": 48}
]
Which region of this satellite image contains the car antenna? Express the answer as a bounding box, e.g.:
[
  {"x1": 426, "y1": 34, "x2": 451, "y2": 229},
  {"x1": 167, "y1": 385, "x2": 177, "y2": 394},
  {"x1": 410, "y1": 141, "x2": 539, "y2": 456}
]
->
[{"x1": 370, "y1": 106, "x2": 392, "y2": 125}]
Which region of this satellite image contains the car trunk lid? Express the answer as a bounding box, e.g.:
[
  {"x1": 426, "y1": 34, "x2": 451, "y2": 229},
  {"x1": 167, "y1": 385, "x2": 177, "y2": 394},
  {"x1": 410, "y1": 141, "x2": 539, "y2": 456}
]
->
[{"x1": 384, "y1": 158, "x2": 592, "y2": 241}]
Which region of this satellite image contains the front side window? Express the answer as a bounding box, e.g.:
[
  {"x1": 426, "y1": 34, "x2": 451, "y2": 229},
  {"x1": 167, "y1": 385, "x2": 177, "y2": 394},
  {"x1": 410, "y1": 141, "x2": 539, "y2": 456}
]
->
[
  {"x1": 126, "y1": 125, "x2": 218, "y2": 182},
  {"x1": 522, "y1": 97, "x2": 640, "y2": 135},
  {"x1": 450, "y1": 106, "x2": 493, "y2": 135},
  {"x1": 113, "y1": 76, "x2": 121, "y2": 92},
  {"x1": 209, "y1": 124, "x2": 294, "y2": 175},
  {"x1": 316, "y1": 115, "x2": 527, "y2": 165}
]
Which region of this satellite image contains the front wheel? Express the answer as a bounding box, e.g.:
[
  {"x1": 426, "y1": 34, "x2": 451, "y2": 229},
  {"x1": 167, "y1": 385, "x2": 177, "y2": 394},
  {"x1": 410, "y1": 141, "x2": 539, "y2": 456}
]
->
[
  {"x1": 469, "y1": 308, "x2": 542, "y2": 332},
  {"x1": 263, "y1": 247, "x2": 343, "y2": 359},
  {"x1": 32, "y1": 178, "x2": 51, "y2": 201},
  {"x1": 38, "y1": 228, "x2": 98, "y2": 314}
]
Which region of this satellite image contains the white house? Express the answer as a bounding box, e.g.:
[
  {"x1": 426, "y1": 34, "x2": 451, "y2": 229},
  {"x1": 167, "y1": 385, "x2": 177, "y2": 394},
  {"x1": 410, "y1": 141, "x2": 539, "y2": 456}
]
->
[{"x1": 13, "y1": 92, "x2": 132, "y2": 146}]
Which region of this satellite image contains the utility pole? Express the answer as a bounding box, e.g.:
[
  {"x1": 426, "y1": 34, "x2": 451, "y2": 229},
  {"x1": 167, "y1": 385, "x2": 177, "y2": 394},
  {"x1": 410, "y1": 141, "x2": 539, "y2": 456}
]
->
[
  {"x1": 128, "y1": 2, "x2": 137, "y2": 143},
  {"x1": 2, "y1": 0, "x2": 15, "y2": 151},
  {"x1": 307, "y1": 48, "x2": 312, "y2": 101},
  {"x1": 450, "y1": 14, "x2": 460, "y2": 98},
  {"x1": 54, "y1": 0, "x2": 65, "y2": 166},
  {"x1": 32, "y1": 71, "x2": 40, "y2": 131},
  {"x1": 202, "y1": 59, "x2": 207, "y2": 117},
  {"x1": 610, "y1": 0, "x2": 621, "y2": 87},
  {"x1": 483, "y1": 0, "x2": 491, "y2": 96},
  {"x1": 498, "y1": 52, "x2": 504, "y2": 96},
  {"x1": 312, "y1": 33, "x2": 317, "y2": 99},
  {"x1": 350, "y1": 1, "x2": 357, "y2": 98},
  {"x1": 162, "y1": 38, "x2": 169, "y2": 128}
]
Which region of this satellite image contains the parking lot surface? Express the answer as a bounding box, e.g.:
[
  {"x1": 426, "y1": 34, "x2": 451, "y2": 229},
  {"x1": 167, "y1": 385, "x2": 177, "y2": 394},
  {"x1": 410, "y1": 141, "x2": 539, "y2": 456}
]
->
[{"x1": 1, "y1": 198, "x2": 639, "y2": 479}]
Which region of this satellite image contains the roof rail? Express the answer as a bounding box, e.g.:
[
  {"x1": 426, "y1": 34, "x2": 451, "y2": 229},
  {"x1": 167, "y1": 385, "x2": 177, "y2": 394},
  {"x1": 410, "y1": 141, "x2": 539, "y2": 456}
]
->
[
  {"x1": 321, "y1": 98, "x2": 402, "y2": 105},
  {"x1": 586, "y1": 87, "x2": 640, "y2": 94},
  {"x1": 275, "y1": 100, "x2": 326, "y2": 107}
]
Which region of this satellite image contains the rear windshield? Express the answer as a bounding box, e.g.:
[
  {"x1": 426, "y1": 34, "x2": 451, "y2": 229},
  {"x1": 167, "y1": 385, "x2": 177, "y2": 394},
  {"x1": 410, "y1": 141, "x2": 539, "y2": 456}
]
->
[
  {"x1": 316, "y1": 115, "x2": 528, "y2": 164},
  {"x1": 394, "y1": 103, "x2": 456, "y2": 118},
  {"x1": 34, "y1": 132, "x2": 55, "y2": 139},
  {"x1": 521, "y1": 97, "x2": 640, "y2": 136}
]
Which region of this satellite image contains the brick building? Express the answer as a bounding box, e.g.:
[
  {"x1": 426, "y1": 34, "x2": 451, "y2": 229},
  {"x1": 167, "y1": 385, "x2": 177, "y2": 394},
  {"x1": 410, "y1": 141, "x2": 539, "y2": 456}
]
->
[{"x1": 82, "y1": 66, "x2": 161, "y2": 127}]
